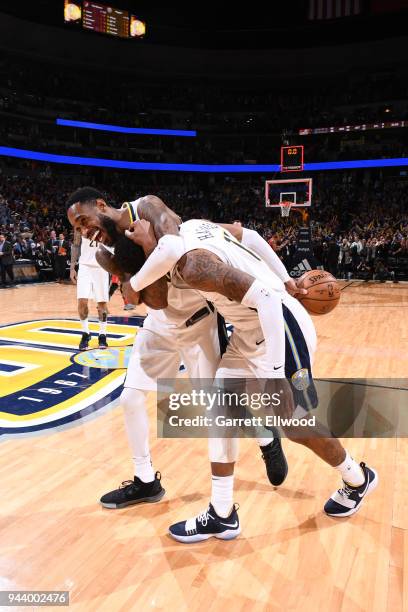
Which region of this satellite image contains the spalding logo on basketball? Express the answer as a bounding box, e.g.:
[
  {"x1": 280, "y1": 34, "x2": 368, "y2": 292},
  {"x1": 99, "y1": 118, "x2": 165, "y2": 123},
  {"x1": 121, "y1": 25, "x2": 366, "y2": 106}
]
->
[
  {"x1": 297, "y1": 270, "x2": 341, "y2": 315},
  {"x1": 0, "y1": 317, "x2": 143, "y2": 437}
]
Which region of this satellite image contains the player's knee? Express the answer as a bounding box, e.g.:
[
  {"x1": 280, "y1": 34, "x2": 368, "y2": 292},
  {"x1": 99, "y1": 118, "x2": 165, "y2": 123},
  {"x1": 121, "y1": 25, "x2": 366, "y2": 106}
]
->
[{"x1": 120, "y1": 387, "x2": 147, "y2": 414}]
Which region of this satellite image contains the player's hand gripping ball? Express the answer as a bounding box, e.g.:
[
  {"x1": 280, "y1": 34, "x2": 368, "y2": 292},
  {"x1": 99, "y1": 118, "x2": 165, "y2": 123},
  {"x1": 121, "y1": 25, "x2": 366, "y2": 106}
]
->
[{"x1": 296, "y1": 270, "x2": 340, "y2": 315}]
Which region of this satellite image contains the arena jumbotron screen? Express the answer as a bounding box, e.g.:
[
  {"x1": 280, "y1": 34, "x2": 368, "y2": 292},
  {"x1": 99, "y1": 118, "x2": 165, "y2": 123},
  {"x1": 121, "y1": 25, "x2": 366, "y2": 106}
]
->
[{"x1": 82, "y1": 1, "x2": 129, "y2": 38}]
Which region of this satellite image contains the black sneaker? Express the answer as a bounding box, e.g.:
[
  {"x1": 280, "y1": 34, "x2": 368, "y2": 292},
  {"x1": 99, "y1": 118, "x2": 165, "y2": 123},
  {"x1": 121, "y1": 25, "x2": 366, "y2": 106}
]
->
[
  {"x1": 260, "y1": 428, "x2": 288, "y2": 486},
  {"x1": 100, "y1": 472, "x2": 165, "y2": 509},
  {"x1": 324, "y1": 462, "x2": 378, "y2": 517},
  {"x1": 169, "y1": 502, "x2": 240, "y2": 543},
  {"x1": 98, "y1": 334, "x2": 108, "y2": 349},
  {"x1": 79, "y1": 332, "x2": 91, "y2": 351}
]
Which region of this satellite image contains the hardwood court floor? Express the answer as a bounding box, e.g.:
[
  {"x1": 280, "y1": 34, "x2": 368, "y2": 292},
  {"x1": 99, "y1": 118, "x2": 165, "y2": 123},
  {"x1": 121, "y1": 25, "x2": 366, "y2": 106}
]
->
[{"x1": 0, "y1": 281, "x2": 407, "y2": 611}]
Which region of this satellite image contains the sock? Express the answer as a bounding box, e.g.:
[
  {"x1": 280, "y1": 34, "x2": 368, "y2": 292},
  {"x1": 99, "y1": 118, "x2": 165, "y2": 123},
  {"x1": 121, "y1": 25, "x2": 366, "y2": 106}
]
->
[
  {"x1": 258, "y1": 437, "x2": 274, "y2": 447},
  {"x1": 122, "y1": 388, "x2": 155, "y2": 483},
  {"x1": 99, "y1": 320, "x2": 107, "y2": 335},
  {"x1": 211, "y1": 475, "x2": 234, "y2": 518},
  {"x1": 80, "y1": 318, "x2": 89, "y2": 333},
  {"x1": 134, "y1": 456, "x2": 155, "y2": 484},
  {"x1": 335, "y1": 451, "x2": 365, "y2": 486}
]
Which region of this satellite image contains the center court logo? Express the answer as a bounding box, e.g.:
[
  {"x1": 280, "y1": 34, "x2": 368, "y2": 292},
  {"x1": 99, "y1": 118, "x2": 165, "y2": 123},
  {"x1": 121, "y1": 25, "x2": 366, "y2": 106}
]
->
[
  {"x1": 0, "y1": 317, "x2": 143, "y2": 437},
  {"x1": 73, "y1": 346, "x2": 134, "y2": 369}
]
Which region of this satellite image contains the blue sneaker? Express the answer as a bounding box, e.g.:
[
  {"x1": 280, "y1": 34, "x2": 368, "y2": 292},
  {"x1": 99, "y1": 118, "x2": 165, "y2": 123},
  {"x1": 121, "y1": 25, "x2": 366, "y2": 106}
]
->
[
  {"x1": 324, "y1": 462, "x2": 378, "y2": 517},
  {"x1": 169, "y1": 503, "x2": 240, "y2": 543}
]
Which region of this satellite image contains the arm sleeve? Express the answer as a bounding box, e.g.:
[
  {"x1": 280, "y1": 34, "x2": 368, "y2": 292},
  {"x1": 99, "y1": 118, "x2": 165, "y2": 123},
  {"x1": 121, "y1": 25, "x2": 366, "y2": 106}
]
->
[
  {"x1": 129, "y1": 234, "x2": 185, "y2": 292},
  {"x1": 241, "y1": 279, "x2": 285, "y2": 378},
  {"x1": 241, "y1": 227, "x2": 290, "y2": 283}
]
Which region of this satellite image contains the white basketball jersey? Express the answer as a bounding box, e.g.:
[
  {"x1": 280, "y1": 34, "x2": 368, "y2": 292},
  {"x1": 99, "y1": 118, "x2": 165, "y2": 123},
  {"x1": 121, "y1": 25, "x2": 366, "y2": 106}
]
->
[
  {"x1": 78, "y1": 237, "x2": 100, "y2": 267},
  {"x1": 173, "y1": 220, "x2": 285, "y2": 331},
  {"x1": 127, "y1": 200, "x2": 209, "y2": 328}
]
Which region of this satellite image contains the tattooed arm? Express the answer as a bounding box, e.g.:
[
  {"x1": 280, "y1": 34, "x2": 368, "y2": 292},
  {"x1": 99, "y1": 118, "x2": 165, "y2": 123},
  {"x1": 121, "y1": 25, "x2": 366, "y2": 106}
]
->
[
  {"x1": 178, "y1": 249, "x2": 286, "y2": 377},
  {"x1": 120, "y1": 277, "x2": 169, "y2": 310},
  {"x1": 136, "y1": 195, "x2": 181, "y2": 240},
  {"x1": 177, "y1": 249, "x2": 253, "y2": 301},
  {"x1": 70, "y1": 229, "x2": 82, "y2": 283},
  {"x1": 96, "y1": 246, "x2": 125, "y2": 278},
  {"x1": 95, "y1": 245, "x2": 168, "y2": 310}
]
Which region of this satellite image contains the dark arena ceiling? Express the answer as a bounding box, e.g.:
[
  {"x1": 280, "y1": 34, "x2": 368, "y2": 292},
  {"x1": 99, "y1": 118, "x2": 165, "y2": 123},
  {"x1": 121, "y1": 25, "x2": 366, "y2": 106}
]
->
[{"x1": 0, "y1": 0, "x2": 408, "y2": 49}]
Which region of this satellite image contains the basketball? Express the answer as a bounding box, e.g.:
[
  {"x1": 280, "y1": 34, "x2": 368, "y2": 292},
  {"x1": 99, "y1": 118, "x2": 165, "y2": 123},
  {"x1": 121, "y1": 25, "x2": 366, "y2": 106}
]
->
[{"x1": 297, "y1": 270, "x2": 340, "y2": 315}]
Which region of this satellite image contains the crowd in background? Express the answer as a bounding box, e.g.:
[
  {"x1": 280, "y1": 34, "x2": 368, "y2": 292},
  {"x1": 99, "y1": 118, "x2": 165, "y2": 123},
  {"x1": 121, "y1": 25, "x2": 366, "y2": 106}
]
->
[
  {"x1": 1, "y1": 51, "x2": 408, "y2": 288},
  {"x1": 1, "y1": 169, "x2": 407, "y2": 286},
  {"x1": 1, "y1": 52, "x2": 408, "y2": 166}
]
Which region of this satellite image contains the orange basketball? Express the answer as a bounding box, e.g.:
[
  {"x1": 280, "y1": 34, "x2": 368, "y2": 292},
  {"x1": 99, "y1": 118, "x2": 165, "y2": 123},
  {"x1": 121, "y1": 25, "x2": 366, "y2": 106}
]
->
[{"x1": 297, "y1": 269, "x2": 340, "y2": 315}]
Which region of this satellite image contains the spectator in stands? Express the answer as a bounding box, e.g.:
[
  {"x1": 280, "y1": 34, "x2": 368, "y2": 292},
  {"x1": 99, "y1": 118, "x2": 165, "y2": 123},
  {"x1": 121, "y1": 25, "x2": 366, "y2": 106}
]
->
[
  {"x1": 338, "y1": 238, "x2": 352, "y2": 279},
  {"x1": 46, "y1": 230, "x2": 60, "y2": 280},
  {"x1": 34, "y1": 239, "x2": 54, "y2": 281},
  {"x1": 0, "y1": 233, "x2": 15, "y2": 287},
  {"x1": 35, "y1": 239, "x2": 53, "y2": 267},
  {"x1": 0, "y1": 195, "x2": 11, "y2": 226},
  {"x1": 390, "y1": 236, "x2": 403, "y2": 258},
  {"x1": 13, "y1": 236, "x2": 32, "y2": 259},
  {"x1": 366, "y1": 237, "x2": 377, "y2": 264},
  {"x1": 54, "y1": 232, "x2": 70, "y2": 282},
  {"x1": 356, "y1": 259, "x2": 372, "y2": 281},
  {"x1": 326, "y1": 236, "x2": 340, "y2": 277},
  {"x1": 373, "y1": 258, "x2": 395, "y2": 283}
]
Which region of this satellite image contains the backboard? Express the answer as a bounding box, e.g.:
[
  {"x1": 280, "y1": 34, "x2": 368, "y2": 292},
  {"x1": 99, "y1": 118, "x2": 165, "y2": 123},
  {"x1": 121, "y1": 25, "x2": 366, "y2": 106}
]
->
[{"x1": 265, "y1": 178, "x2": 312, "y2": 209}]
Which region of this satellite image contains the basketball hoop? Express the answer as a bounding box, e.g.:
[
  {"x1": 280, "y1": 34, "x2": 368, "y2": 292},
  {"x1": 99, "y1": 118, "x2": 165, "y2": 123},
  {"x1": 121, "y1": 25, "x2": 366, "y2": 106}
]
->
[{"x1": 280, "y1": 201, "x2": 292, "y2": 217}]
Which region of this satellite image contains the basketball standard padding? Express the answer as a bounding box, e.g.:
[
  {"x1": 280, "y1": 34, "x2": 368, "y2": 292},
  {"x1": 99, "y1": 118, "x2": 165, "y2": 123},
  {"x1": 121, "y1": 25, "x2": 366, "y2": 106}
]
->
[{"x1": 297, "y1": 270, "x2": 341, "y2": 315}]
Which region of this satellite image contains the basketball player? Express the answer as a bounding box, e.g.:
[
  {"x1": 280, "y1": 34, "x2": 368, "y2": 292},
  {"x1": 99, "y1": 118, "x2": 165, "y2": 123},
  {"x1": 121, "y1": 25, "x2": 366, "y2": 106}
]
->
[
  {"x1": 117, "y1": 216, "x2": 378, "y2": 543},
  {"x1": 70, "y1": 230, "x2": 109, "y2": 350},
  {"x1": 66, "y1": 188, "x2": 288, "y2": 511}
]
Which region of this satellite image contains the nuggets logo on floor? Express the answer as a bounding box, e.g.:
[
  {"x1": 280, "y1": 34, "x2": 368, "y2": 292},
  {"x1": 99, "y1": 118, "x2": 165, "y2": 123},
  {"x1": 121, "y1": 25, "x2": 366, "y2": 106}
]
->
[{"x1": 0, "y1": 317, "x2": 144, "y2": 437}]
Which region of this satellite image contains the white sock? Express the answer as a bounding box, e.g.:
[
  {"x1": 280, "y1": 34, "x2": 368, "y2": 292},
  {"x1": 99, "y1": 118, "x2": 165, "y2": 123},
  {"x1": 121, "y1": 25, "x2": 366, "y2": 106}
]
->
[
  {"x1": 122, "y1": 388, "x2": 155, "y2": 483},
  {"x1": 80, "y1": 318, "x2": 89, "y2": 333},
  {"x1": 211, "y1": 475, "x2": 234, "y2": 518},
  {"x1": 134, "y1": 455, "x2": 155, "y2": 484},
  {"x1": 258, "y1": 436, "x2": 274, "y2": 447},
  {"x1": 99, "y1": 320, "x2": 107, "y2": 335},
  {"x1": 335, "y1": 451, "x2": 365, "y2": 486}
]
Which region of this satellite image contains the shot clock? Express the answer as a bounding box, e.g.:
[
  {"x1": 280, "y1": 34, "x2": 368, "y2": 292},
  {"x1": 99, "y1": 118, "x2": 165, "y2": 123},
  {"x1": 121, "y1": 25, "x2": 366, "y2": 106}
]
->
[{"x1": 280, "y1": 145, "x2": 304, "y2": 172}]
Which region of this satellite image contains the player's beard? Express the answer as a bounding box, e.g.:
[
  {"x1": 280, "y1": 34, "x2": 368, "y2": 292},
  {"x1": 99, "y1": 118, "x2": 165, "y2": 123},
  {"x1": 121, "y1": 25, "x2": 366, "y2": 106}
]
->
[{"x1": 99, "y1": 214, "x2": 120, "y2": 245}]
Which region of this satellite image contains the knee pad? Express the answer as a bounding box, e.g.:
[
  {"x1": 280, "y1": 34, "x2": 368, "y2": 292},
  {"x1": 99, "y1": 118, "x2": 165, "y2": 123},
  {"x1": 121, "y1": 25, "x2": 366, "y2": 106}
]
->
[{"x1": 208, "y1": 437, "x2": 239, "y2": 463}]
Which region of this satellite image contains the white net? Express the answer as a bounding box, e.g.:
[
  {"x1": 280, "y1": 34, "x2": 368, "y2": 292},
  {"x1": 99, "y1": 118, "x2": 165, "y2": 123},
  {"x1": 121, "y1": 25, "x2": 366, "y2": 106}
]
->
[{"x1": 280, "y1": 201, "x2": 292, "y2": 217}]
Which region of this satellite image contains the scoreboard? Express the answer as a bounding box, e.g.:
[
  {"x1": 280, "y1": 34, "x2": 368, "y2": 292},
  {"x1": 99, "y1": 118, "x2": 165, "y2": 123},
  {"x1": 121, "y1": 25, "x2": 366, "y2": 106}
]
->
[
  {"x1": 83, "y1": 2, "x2": 129, "y2": 38},
  {"x1": 280, "y1": 145, "x2": 304, "y2": 172},
  {"x1": 64, "y1": 1, "x2": 146, "y2": 38}
]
